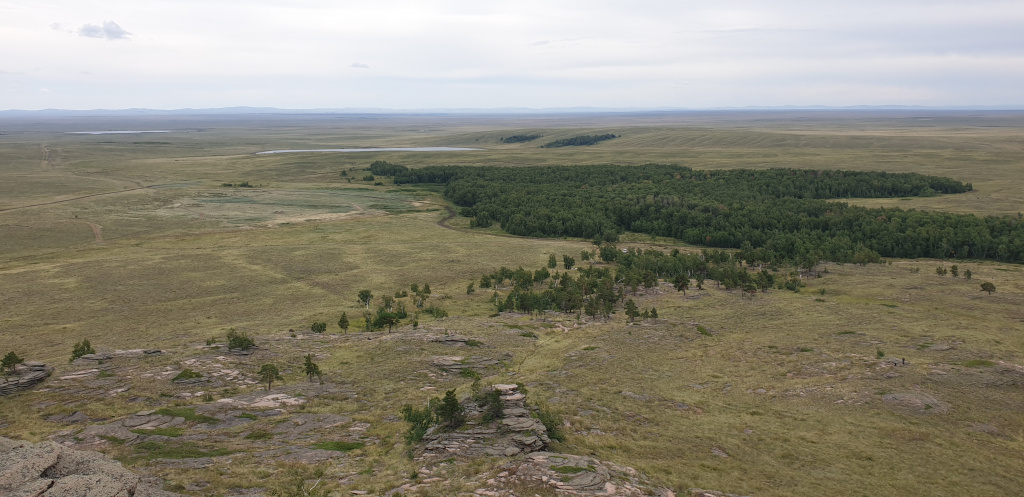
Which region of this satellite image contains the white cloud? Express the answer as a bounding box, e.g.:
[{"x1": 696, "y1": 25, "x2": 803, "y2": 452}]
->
[
  {"x1": 0, "y1": 1, "x2": 1022, "y2": 109},
  {"x1": 78, "y1": 21, "x2": 131, "y2": 40}
]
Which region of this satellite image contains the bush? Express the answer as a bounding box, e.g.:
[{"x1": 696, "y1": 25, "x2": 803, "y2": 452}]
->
[
  {"x1": 536, "y1": 407, "x2": 566, "y2": 442},
  {"x1": 425, "y1": 306, "x2": 448, "y2": 318},
  {"x1": 244, "y1": 430, "x2": 272, "y2": 440},
  {"x1": 310, "y1": 322, "x2": 327, "y2": 333},
  {"x1": 226, "y1": 329, "x2": 255, "y2": 351},
  {"x1": 479, "y1": 389, "x2": 503, "y2": 423},
  {"x1": 400, "y1": 404, "x2": 434, "y2": 444},
  {"x1": 172, "y1": 369, "x2": 203, "y2": 381},
  {"x1": 71, "y1": 339, "x2": 95, "y2": 362},
  {"x1": 313, "y1": 440, "x2": 365, "y2": 452}
]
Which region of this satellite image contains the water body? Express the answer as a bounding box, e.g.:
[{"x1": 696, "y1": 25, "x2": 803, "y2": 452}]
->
[
  {"x1": 256, "y1": 147, "x2": 482, "y2": 154},
  {"x1": 67, "y1": 130, "x2": 176, "y2": 135}
]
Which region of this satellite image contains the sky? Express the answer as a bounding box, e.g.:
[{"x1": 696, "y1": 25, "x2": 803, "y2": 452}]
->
[{"x1": 1, "y1": 0, "x2": 1023, "y2": 110}]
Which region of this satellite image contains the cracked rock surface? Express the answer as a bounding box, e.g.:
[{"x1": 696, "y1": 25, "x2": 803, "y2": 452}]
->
[{"x1": 0, "y1": 436, "x2": 182, "y2": 497}]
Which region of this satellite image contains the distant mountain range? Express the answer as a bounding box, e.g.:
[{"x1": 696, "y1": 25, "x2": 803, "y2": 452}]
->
[{"x1": 1, "y1": 105, "x2": 1022, "y2": 117}]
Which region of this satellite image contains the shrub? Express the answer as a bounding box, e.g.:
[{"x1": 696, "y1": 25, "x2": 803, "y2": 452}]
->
[
  {"x1": 313, "y1": 440, "x2": 365, "y2": 452},
  {"x1": 172, "y1": 369, "x2": 203, "y2": 381},
  {"x1": 244, "y1": 430, "x2": 272, "y2": 440},
  {"x1": 400, "y1": 404, "x2": 434, "y2": 444},
  {"x1": 425, "y1": 306, "x2": 448, "y2": 318},
  {"x1": 479, "y1": 389, "x2": 503, "y2": 423},
  {"x1": 226, "y1": 329, "x2": 255, "y2": 351},
  {"x1": 536, "y1": 407, "x2": 566, "y2": 442},
  {"x1": 310, "y1": 322, "x2": 327, "y2": 333},
  {"x1": 70, "y1": 339, "x2": 95, "y2": 362}
]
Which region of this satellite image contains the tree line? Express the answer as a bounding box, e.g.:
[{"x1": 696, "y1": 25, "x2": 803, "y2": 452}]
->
[
  {"x1": 393, "y1": 164, "x2": 1024, "y2": 263},
  {"x1": 501, "y1": 134, "x2": 542, "y2": 144},
  {"x1": 540, "y1": 134, "x2": 618, "y2": 148}
]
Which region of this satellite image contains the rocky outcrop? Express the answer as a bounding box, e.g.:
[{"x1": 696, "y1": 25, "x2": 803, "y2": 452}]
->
[
  {"x1": 418, "y1": 384, "x2": 550, "y2": 460},
  {"x1": 1, "y1": 362, "x2": 52, "y2": 396},
  {"x1": 390, "y1": 451, "x2": 677, "y2": 496},
  {"x1": 0, "y1": 436, "x2": 182, "y2": 496}
]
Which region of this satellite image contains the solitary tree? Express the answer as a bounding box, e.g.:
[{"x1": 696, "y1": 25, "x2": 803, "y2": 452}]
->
[
  {"x1": 2, "y1": 351, "x2": 24, "y2": 374},
  {"x1": 338, "y1": 312, "x2": 350, "y2": 333},
  {"x1": 964, "y1": 269, "x2": 973, "y2": 280},
  {"x1": 951, "y1": 265, "x2": 959, "y2": 278},
  {"x1": 547, "y1": 253, "x2": 557, "y2": 269},
  {"x1": 980, "y1": 282, "x2": 996, "y2": 295},
  {"x1": 258, "y1": 364, "x2": 284, "y2": 391},
  {"x1": 303, "y1": 354, "x2": 323, "y2": 383},
  {"x1": 562, "y1": 255, "x2": 576, "y2": 270},
  {"x1": 650, "y1": 307, "x2": 658, "y2": 319},
  {"x1": 357, "y1": 290, "x2": 374, "y2": 310}
]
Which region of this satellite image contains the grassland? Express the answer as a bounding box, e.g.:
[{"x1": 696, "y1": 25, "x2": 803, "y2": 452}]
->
[{"x1": 1, "y1": 111, "x2": 1022, "y2": 496}]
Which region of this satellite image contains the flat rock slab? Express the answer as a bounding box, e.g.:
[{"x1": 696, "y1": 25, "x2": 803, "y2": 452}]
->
[
  {"x1": 883, "y1": 392, "x2": 950, "y2": 414},
  {"x1": 0, "y1": 436, "x2": 184, "y2": 496},
  {"x1": 271, "y1": 413, "x2": 353, "y2": 437}
]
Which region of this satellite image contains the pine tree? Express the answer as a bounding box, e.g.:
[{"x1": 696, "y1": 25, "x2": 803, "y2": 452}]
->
[
  {"x1": 338, "y1": 312, "x2": 349, "y2": 333},
  {"x1": 303, "y1": 354, "x2": 323, "y2": 383}
]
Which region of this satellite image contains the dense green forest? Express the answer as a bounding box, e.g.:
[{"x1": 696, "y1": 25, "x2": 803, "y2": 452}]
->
[
  {"x1": 540, "y1": 134, "x2": 618, "y2": 148},
  {"x1": 394, "y1": 164, "x2": 1024, "y2": 263},
  {"x1": 500, "y1": 134, "x2": 542, "y2": 144}
]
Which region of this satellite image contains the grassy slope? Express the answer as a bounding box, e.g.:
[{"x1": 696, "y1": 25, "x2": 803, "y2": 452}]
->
[{"x1": 0, "y1": 112, "x2": 1022, "y2": 496}]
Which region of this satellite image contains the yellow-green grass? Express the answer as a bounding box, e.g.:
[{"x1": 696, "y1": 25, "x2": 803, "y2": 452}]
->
[{"x1": 1, "y1": 113, "x2": 1023, "y2": 496}]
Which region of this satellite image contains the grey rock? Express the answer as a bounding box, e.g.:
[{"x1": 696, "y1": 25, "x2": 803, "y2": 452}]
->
[{"x1": 0, "y1": 436, "x2": 184, "y2": 496}]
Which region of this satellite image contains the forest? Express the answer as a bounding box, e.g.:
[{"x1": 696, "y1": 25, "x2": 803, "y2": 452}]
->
[
  {"x1": 500, "y1": 134, "x2": 542, "y2": 144},
  {"x1": 540, "y1": 134, "x2": 618, "y2": 148},
  {"x1": 394, "y1": 164, "x2": 1024, "y2": 264}
]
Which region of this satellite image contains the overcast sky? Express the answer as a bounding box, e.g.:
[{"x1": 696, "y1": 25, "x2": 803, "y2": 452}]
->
[{"x1": 2, "y1": 0, "x2": 1022, "y2": 110}]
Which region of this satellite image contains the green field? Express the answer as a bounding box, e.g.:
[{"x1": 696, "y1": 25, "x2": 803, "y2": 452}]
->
[{"x1": 1, "y1": 111, "x2": 1022, "y2": 496}]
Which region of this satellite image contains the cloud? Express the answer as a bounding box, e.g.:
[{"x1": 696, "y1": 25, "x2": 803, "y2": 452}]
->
[
  {"x1": 351, "y1": 63, "x2": 370, "y2": 69},
  {"x1": 78, "y1": 21, "x2": 131, "y2": 40}
]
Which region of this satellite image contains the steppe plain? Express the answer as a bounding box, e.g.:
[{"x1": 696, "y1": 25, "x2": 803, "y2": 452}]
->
[{"x1": 1, "y1": 110, "x2": 1023, "y2": 496}]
